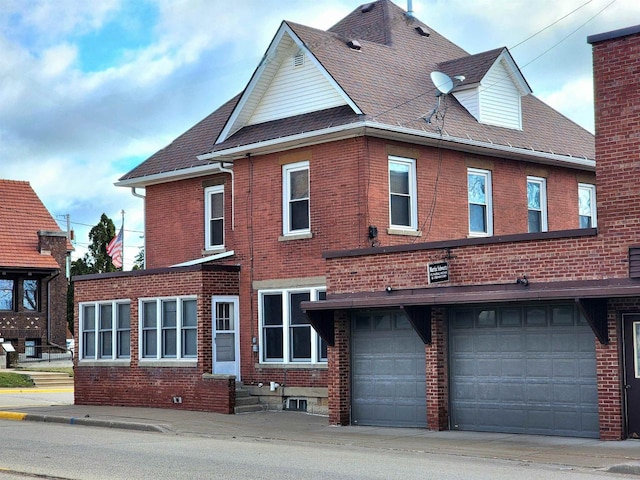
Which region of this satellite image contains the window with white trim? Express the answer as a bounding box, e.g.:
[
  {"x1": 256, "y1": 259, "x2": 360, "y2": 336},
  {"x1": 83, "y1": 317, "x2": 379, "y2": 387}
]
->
[
  {"x1": 467, "y1": 168, "x2": 493, "y2": 236},
  {"x1": 80, "y1": 301, "x2": 131, "y2": 360},
  {"x1": 205, "y1": 185, "x2": 224, "y2": 250},
  {"x1": 388, "y1": 156, "x2": 417, "y2": 230},
  {"x1": 283, "y1": 161, "x2": 310, "y2": 235},
  {"x1": 578, "y1": 183, "x2": 597, "y2": 228},
  {"x1": 527, "y1": 176, "x2": 547, "y2": 233},
  {"x1": 259, "y1": 287, "x2": 326, "y2": 363},
  {"x1": 140, "y1": 297, "x2": 197, "y2": 360}
]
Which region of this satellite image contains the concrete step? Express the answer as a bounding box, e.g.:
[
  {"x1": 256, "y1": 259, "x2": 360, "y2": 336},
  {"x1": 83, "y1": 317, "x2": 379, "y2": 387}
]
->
[
  {"x1": 235, "y1": 387, "x2": 262, "y2": 413},
  {"x1": 22, "y1": 371, "x2": 74, "y2": 388}
]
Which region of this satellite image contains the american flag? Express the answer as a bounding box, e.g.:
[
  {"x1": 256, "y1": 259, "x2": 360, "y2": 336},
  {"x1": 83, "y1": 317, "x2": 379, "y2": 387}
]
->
[{"x1": 106, "y1": 227, "x2": 123, "y2": 269}]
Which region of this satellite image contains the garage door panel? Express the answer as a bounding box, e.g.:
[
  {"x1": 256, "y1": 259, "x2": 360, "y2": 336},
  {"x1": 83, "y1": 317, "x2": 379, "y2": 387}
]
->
[
  {"x1": 450, "y1": 304, "x2": 598, "y2": 438},
  {"x1": 352, "y1": 311, "x2": 426, "y2": 427}
]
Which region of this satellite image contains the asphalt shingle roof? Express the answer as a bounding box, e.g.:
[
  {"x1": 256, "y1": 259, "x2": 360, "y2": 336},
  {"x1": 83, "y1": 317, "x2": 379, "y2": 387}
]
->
[
  {"x1": 0, "y1": 179, "x2": 66, "y2": 270},
  {"x1": 120, "y1": 0, "x2": 594, "y2": 183}
]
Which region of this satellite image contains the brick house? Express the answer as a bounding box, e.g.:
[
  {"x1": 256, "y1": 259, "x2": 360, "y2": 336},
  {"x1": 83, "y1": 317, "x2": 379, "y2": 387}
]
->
[
  {"x1": 0, "y1": 180, "x2": 71, "y2": 357},
  {"x1": 74, "y1": 1, "x2": 638, "y2": 439}
]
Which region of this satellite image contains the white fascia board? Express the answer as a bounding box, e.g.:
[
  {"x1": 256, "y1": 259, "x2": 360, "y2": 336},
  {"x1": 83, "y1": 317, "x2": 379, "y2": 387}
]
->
[
  {"x1": 199, "y1": 120, "x2": 594, "y2": 171},
  {"x1": 114, "y1": 162, "x2": 232, "y2": 188},
  {"x1": 486, "y1": 49, "x2": 532, "y2": 96},
  {"x1": 215, "y1": 23, "x2": 361, "y2": 145},
  {"x1": 170, "y1": 250, "x2": 235, "y2": 268}
]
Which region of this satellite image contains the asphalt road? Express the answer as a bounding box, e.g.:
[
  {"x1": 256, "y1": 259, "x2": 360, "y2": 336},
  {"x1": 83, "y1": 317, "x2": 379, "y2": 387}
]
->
[{"x1": 0, "y1": 420, "x2": 632, "y2": 480}]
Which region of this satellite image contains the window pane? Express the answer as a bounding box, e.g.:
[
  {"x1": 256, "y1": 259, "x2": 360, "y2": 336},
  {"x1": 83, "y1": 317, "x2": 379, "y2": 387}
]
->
[
  {"x1": 527, "y1": 181, "x2": 541, "y2": 210},
  {"x1": 477, "y1": 310, "x2": 496, "y2": 327},
  {"x1": 264, "y1": 327, "x2": 283, "y2": 360},
  {"x1": 23, "y1": 280, "x2": 38, "y2": 310},
  {"x1": 162, "y1": 329, "x2": 177, "y2": 357},
  {"x1": 389, "y1": 163, "x2": 410, "y2": 194},
  {"x1": 117, "y1": 331, "x2": 130, "y2": 358},
  {"x1": 528, "y1": 210, "x2": 541, "y2": 233},
  {"x1": 468, "y1": 174, "x2": 486, "y2": 204},
  {"x1": 0, "y1": 279, "x2": 14, "y2": 310},
  {"x1": 390, "y1": 195, "x2": 410, "y2": 226},
  {"x1": 210, "y1": 219, "x2": 223, "y2": 245},
  {"x1": 83, "y1": 332, "x2": 95, "y2": 358},
  {"x1": 289, "y1": 169, "x2": 309, "y2": 200},
  {"x1": 210, "y1": 192, "x2": 223, "y2": 218},
  {"x1": 578, "y1": 188, "x2": 592, "y2": 216},
  {"x1": 117, "y1": 303, "x2": 130, "y2": 329},
  {"x1": 183, "y1": 329, "x2": 197, "y2": 357},
  {"x1": 290, "y1": 199, "x2": 309, "y2": 230},
  {"x1": 469, "y1": 204, "x2": 487, "y2": 232},
  {"x1": 143, "y1": 331, "x2": 157, "y2": 357},
  {"x1": 319, "y1": 337, "x2": 328, "y2": 361},
  {"x1": 143, "y1": 302, "x2": 157, "y2": 328},
  {"x1": 291, "y1": 325, "x2": 311, "y2": 360},
  {"x1": 99, "y1": 331, "x2": 112, "y2": 358},
  {"x1": 580, "y1": 215, "x2": 592, "y2": 228},
  {"x1": 290, "y1": 292, "x2": 310, "y2": 325},
  {"x1": 83, "y1": 305, "x2": 95, "y2": 331},
  {"x1": 182, "y1": 300, "x2": 197, "y2": 327},
  {"x1": 162, "y1": 301, "x2": 177, "y2": 327},
  {"x1": 100, "y1": 304, "x2": 113, "y2": 330},
  {"x1": 263, "y1": 294, "x2": 283, "y2": 325}
]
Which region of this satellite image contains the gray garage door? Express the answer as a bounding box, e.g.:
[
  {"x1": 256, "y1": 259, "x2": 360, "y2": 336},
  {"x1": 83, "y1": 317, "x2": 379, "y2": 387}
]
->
[
  {"x1": 449, "y1": 304, "x2": 599, "y2": 438},
  {"x1": 351, "y1": 310, "x2": 427, "y2": 427}
]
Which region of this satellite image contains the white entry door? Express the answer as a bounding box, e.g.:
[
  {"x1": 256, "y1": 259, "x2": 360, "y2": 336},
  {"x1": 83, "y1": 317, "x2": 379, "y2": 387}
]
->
[{"x1": 212, "y1": 296, "x2": 240, "y2": 379}]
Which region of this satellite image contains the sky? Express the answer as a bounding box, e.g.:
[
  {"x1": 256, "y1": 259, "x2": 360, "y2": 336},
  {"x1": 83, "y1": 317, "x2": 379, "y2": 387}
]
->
[{"x1": 1, "y1": 0, "x2": 638, "y2": 269}]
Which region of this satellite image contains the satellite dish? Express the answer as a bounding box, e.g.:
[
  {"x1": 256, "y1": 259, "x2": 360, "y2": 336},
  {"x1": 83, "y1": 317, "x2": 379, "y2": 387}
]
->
[{"x1": 430, "y1": 71, "x2": 454, "y2": 95}]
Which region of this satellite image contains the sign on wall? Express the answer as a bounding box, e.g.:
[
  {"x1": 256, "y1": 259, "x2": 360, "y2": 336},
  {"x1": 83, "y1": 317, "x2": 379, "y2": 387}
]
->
[{"x1": 428, "y1": 261, "x2": 449, "y2": 284}]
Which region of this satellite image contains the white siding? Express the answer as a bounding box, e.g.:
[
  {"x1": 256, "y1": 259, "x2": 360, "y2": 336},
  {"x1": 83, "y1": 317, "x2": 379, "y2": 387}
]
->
[
  {"x1": 452, "y1": 88, "x2": 479, "y2": 120},
  {"x1": 248, "y1": 53, "x2": 346, "y2": 125},
  {"x1": 478, "y1": 60, "x2": 522, "y2": 130}
]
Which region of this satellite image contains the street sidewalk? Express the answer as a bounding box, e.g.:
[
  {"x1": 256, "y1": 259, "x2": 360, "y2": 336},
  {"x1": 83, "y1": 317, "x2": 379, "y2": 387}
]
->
[{"x1": 0, "y1": 404, "x2": 639, "y2": 475}]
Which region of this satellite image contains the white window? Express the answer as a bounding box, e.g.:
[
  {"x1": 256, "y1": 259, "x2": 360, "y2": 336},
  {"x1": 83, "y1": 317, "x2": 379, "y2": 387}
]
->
[
  {"x1": 140, "y1": 297, "x2": 197, "y2": 360},
  {"x1": 468, "y1": 168, "x2": 493, "y2": 236},
  {"x1": 388, "y1": 156, "x2": 417, "y2": 230},
  {"x1": 283, "y1": 161, "x2": 310, "y2": 235},
  {"x1": 79, "y1": 301, "x2": 130, "y2": 360},
  {"x1": 205, "y1": 185, "x2": 224, "y2": 250},
  {"x1": 578, "y1": 183, "x2": 597, "y2": 228},
  {"x1": 259, "y1": 287, "x2": 326, "y2": 364},
  {"x1": 527, "y1": 176, "x2": 547, "y2": 233}
]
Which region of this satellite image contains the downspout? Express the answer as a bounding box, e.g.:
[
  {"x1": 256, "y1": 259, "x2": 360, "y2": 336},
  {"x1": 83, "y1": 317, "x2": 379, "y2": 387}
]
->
[
  {"x1": 130, "y1": 187, "x2": 146, "y2": 269},
  {"x1": 217, "y1": 162, "x2": 235, "y2": 230}
]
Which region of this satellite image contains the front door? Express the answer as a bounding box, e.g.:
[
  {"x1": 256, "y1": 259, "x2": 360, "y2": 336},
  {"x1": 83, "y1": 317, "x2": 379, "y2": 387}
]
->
[
  {"x1": 212, "y1": 296, "x2": 240, "y2": 379},
  {"x1": 623, "y1": 314, "x2": 640, "y2": 438}
]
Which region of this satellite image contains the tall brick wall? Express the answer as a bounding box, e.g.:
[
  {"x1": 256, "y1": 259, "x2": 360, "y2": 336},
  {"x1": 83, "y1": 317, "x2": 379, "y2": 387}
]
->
[{"x1": 74, "y1": 267, "x2": 239, "y2": 413}]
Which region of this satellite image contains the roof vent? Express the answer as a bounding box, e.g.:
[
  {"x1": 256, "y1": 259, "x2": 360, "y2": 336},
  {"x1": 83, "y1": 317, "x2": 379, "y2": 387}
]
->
[
  {"x1": 293, "y1": 52, "x2": 305, "y2": 68},
  {"x1": 361, "y1": 3, "x2": 375, "y2": 13},
  {"x1": 415, "y1": 26, "x2": 430, "y2": 37},
  {"x1": 347, "y1": 40, "x2": 362, "y2": 51}
]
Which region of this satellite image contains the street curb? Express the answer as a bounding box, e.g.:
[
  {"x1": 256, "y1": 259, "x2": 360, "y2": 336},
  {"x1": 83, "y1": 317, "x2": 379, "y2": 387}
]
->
[
  {"x1": 606, "y1": 463, "x2": 640, "y2": 476},
  {"x1": 0, "y1": 411, "x2": 168, "y2": 433}
]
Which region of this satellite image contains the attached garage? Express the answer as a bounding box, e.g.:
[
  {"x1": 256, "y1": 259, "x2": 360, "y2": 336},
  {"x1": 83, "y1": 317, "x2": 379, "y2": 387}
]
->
[
  {"x1": 449, "y1": 303, "x2": 599, "y2": 438},
  {"x1": 351, "y1": 310, "x2": 427, "y2": 427}
]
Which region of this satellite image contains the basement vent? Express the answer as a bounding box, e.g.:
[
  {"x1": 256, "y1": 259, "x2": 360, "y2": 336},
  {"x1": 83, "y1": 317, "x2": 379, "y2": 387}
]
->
[
  {"x1": 415, "y1": 26, "x2": 430, "y2": 37},
  {"x1": 630, "y1": 247, "x2": 640, "y2": 278},
  {"x1": 286, "y1": 398, "x2": 307, "y2": 411},
  {"x1": 293, "y1": 52, "x2": 305, "y2": 68},
  {"x1": 361, "y1": 2, "x2": 375, "y2": 13},
  {"x1": 347, "y1": 39, "x2": 362, "y2": 51}
]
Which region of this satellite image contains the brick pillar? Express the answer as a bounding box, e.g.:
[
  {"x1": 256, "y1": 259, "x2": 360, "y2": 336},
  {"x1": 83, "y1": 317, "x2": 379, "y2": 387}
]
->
[
  {"x1": 328, "y1": 310, "x2": 350, "y2": 425},
  {"x1": 426, "y1": 307, "x2": 448, "y2": 430},
  {"x1": 596, "y1": 308, "x2": 624, "y2": 440}
]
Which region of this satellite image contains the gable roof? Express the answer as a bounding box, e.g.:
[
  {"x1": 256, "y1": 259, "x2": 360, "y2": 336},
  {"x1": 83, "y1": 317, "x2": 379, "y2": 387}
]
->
[
  {"x1": 118, "y1": 0, "x2": 595, "y2": 187},
  {"x1": 0, "y1": 180, "x2": 67, "y2": 270}
]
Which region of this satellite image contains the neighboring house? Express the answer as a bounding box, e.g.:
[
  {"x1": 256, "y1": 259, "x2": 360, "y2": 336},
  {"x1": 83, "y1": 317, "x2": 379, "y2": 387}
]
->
[
  {"x1": 0, "y1": 180, "x2": 71, "y2": 356},
  {"x1": 73, "y1": 1, "x2": 636, "y2": 439}
]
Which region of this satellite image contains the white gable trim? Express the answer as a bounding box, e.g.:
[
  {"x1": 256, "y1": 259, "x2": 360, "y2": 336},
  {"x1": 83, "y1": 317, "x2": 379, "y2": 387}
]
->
[
  {"x1": 216, "y1": 22, "x2": 361, "y2": 145},
  {"x1": 486, "y1": 49, "x2": 531, "y2": 96}
]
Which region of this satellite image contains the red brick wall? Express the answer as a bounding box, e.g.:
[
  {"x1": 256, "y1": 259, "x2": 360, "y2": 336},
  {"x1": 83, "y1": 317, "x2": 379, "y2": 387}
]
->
[
  {"x1": 73, "y1": 267, "x2": 239, "y2": 413},
  {"x1": 328, "y1": 310, "x2": 350, "y2": 425}
]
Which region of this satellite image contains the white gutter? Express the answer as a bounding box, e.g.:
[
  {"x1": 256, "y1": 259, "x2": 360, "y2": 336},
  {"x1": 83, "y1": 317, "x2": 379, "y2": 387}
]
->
[
  {"x1": 119, "y1": 121, "x2": 595, "y2": 189},
  {"x1": 198, "y1": 120, "x2": 595, "y2": 169},
  {"x1": 129, "y1": 187, "x2": 147, "y2": 269}
]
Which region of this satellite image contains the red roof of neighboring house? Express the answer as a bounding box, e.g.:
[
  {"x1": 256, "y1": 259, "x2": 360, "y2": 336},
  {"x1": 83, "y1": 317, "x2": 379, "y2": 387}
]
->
[{"x1": 0, "y1": 179, "x2": 67, "y2": 270}]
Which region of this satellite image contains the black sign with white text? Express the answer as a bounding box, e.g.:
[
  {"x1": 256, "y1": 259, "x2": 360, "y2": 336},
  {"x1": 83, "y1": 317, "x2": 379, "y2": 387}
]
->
[{"x1": 428, "y1": 261, "x2": 449, "y2": 284}]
